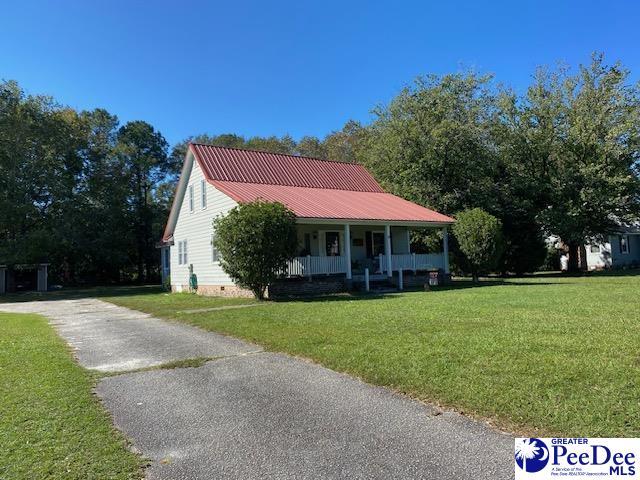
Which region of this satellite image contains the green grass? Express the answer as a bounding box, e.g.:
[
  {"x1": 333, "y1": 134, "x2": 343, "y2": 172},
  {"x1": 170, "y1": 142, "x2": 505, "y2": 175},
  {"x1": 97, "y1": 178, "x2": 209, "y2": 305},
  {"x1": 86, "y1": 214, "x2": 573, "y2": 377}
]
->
[
  {"x1": 105, "y1": 273, "x2": 640, "y2": 437},
  {"x1": 0, "y1": 313, "x2": 143, "y2": 479}
]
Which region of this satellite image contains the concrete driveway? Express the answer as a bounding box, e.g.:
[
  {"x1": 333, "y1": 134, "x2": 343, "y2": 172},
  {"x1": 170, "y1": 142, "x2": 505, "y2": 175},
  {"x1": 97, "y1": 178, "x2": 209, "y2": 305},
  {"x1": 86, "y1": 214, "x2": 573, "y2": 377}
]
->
[{"x1": 0, "y1": 298, "x2": 513, "y2": 479}]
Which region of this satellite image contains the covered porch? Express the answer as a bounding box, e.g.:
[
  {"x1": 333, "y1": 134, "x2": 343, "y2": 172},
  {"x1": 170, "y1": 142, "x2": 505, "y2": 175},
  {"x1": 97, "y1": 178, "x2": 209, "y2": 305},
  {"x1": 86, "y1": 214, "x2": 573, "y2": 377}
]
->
[{"x1": 284, "y1": 219, "x2": 451, "y2": 284}]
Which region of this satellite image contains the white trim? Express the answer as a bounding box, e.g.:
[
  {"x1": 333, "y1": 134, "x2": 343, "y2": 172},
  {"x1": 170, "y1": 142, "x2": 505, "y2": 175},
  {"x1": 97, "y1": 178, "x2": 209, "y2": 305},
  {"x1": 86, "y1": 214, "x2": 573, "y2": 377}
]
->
[
  {"x1": 384, "y1": 224, "x2": 392, "y2": 278},
  {"x1": 620, "y1": 234, "x2": 630, "y2": 254},
  {"x1": 297, "y1": 217, "x2": 453, "y2": 227}
]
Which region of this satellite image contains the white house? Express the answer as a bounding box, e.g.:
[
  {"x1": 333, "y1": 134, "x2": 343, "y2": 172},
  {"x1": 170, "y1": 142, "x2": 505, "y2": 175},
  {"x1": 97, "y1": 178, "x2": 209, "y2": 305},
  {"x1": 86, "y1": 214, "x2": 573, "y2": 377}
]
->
[
  {"x1": 584, "y1": 227, "x2": 640, "y2": 270},
  {"x1": 160, "y1": 144, "x2": 455, "y2": 296}
]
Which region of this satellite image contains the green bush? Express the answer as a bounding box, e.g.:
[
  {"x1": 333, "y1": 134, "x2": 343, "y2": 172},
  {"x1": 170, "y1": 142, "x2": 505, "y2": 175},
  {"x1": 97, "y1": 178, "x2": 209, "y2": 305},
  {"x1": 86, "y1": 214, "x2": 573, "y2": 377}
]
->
[
  {"x1": 213, "y1": 201, "x2": 298, "y2": 299},
  {"x1": 452, "y1": 208, "x2": 503, "y2": 281}
]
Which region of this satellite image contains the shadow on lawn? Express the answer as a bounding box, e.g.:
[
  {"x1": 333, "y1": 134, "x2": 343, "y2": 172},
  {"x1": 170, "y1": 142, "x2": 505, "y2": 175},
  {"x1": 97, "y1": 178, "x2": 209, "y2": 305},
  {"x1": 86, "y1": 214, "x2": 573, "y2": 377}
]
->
[
  {"x1": 3, "y1": 269, "x2": 637, "y2": 305},
  {"x1": 271, "y1": 278, "x2": 561, "y2": 303},
  {"x1": 0, "y1": 285, "x2": 164, "y2": 303}
]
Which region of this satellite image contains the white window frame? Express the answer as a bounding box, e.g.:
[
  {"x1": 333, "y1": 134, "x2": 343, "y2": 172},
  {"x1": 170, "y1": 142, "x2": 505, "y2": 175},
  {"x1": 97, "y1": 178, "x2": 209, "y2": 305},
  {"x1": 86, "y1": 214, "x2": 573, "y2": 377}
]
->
[
  {"x1": 620, "y1": 235, "x2": 630, "y2": 255},
  {"x1": 201, "y1": 179, "x2": 207, "y2": 209},
  {"x1": 178, "y1": 240, "x2": 188, "y2": 265},
  {"x1": 211, "y1": 233, "x2": 220, "y2": 263},
  {"x1": 189, "y1": 185, "x2": 194, "y2": 212}
]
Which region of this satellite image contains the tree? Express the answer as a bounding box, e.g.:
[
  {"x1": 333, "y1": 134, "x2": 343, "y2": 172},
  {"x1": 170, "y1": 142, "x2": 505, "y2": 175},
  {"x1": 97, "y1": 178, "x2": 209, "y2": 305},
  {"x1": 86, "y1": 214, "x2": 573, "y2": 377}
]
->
[
  {"x1": 452, "y1": 208, "x2": 503, "y2": 282},
  {"x1": 214, "y1": 201, "x2": 298, "y2": 299},
  {"x1": 116, "y1": 121, "x2": 169, "y2": 282},
  {"x1": 360, "y1": 72, "x2": 500, "y2": 215},
  {"x1": 323, "y1": 120, "x2": 367, "y2": 163},
  {"x1": 295, "y1": 135, "x2": 327, "y2": 158},
  {"x1": 502, "y1": 54, "x2": 640, "y2": 272}
]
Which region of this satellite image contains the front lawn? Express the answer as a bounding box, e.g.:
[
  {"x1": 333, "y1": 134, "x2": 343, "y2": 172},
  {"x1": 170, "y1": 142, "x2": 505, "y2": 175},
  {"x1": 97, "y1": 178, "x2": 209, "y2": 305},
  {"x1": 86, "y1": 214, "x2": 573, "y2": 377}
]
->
[
  {"x1": 106, "y1": 273, "x2": 640, "y2": 437},
  {"x1": 0, "y1": 313, "x2": 143, "y2": 479}
]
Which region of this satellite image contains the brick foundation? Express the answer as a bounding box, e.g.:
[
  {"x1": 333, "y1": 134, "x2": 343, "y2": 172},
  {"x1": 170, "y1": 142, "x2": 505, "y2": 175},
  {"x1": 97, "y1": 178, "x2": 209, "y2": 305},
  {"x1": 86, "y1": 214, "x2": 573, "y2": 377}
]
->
[{"x1": 172, "y1": 284, "x2": 254, "y2": 298}]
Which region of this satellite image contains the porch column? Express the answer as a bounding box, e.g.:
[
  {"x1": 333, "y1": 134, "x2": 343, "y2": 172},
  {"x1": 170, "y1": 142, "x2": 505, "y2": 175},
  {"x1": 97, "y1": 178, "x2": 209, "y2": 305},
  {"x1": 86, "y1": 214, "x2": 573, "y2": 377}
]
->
[
  {"x1": 344, "y1": 223, "x2": 352, "y2": 280},
  {"x1": 384, "y1": 224, "x2": 392, "y2": 278},
  {"x1": 443, "y1": 227, "x2": 450, "y2": 274}
]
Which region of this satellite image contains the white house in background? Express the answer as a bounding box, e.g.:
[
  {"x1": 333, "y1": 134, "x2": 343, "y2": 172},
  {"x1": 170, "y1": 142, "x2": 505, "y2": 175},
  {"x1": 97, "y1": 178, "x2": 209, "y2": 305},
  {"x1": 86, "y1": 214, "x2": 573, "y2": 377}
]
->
[
  {"x1": 584, "y1": 226, "x2": 640, "y2": 270},
  {"x1": 160, "y1": 144, "x2": 454, "y2": 297}
]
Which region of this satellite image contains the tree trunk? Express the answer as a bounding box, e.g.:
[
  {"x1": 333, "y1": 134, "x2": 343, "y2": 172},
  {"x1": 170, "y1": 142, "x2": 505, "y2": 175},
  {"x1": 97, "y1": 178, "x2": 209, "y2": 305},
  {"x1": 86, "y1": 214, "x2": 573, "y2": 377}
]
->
[
  {"x1": 567, "y1": 242, "x2": 580, "y2": 273},
  {"x1": 578, "y1": 244, "x2": 588, "y2": 271}
]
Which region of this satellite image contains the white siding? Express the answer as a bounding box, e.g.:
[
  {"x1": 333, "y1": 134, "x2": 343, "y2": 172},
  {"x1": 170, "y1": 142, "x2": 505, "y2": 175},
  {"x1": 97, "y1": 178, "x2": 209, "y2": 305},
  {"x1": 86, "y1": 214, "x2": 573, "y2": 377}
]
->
[
  {"x1": 585, "y1": 241, "x2": 612, "y2": 270},
  {"x1": 171, "y1": 158, "x2": 237, "y2": 288}
]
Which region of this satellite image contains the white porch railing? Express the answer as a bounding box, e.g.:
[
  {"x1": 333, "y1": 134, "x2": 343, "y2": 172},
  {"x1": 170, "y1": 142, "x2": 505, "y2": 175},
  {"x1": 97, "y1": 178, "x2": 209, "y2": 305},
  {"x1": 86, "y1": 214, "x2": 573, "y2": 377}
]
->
[
  {"x1": 285, "y1": 255, "x2": 348, "y2": 277},
  {"x1": 284, "y1": 253, "x2": 445, "y2": 278},
  {"x1": 378, "y1": 253, "x2": 445, "y2": 273}
]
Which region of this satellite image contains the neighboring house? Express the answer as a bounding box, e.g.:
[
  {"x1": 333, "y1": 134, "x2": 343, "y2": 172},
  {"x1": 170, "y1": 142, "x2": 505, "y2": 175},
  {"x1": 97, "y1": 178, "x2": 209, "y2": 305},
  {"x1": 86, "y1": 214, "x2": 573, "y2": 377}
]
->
[
  {"x1": 584, "y1": 226, "x2": 640, "y2": 270},
  {"x1": 160, "y1": 144, "x2": 454, "y2": 296}
]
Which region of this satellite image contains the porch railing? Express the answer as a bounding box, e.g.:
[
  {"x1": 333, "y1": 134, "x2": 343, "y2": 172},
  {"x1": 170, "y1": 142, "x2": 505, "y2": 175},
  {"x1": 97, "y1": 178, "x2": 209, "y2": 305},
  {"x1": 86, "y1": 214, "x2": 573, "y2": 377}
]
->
[
  {"x1": 285, "y1": 255, "x2": 348, "y2": 277},
  {"x1": 378, "y1": 253, "x2": 445, "y2": 273}
]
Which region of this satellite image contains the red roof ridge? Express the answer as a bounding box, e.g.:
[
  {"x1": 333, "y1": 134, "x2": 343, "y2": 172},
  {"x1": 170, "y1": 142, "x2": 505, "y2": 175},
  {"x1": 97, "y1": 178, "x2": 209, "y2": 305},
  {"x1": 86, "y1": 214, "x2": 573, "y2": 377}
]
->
[{"x1": 188, "y1": 142, "x2": 358, "y2": 166}]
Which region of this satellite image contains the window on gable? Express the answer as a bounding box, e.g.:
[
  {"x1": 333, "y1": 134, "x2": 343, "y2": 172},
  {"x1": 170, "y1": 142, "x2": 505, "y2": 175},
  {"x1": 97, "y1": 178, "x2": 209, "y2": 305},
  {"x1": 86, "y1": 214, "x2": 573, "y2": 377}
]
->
[
  {"x1": 189, "y1": 185, "x2": 194, "y2": 212},
  {"x1": 620, "y1": 235, "x2": 630, "y2": 254},
  {"x1": 590, "y1": 245, "x2": 600, "y2": 253},
  {"x1": 201, "y1": 179, "x2": 207, "y2": 209}
]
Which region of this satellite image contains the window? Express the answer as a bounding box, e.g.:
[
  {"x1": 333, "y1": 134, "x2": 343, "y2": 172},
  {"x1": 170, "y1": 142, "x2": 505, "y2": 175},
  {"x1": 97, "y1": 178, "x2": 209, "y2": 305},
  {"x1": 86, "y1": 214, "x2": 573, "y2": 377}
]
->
[
  {"x1": 188, "y1": 185, "x2": 194, "y2": 212},
  {"x1": 201, "y1": 179, "x2": 207, "y2": 209},
  {"x1": 590, "y1": 245, "x2": 600, "y2": 253},
  {"x1": 620, "y1": 235, "x2": 630, "y2": 254},
  {"x1": 178, "y1": 240, "x2": 188, "y2": 265},
  {"x1": 211, "y1": 233, "x2": 220, "y2": 262}
]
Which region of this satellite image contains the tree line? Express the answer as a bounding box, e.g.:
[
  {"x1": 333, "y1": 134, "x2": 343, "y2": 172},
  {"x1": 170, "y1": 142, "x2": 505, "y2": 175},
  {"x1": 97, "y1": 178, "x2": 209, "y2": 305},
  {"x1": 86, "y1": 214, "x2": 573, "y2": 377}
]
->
[{"x1": 1, "y1": 53, "x2": 638, "y2": 284}]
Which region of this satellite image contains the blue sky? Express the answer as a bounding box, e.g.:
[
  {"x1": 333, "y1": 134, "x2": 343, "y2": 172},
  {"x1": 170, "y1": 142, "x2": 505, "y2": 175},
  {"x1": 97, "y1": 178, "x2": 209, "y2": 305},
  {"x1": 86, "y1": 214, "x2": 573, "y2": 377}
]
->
[{"x1": 2, "y1": 0, "x2": 639, "y2": 147}]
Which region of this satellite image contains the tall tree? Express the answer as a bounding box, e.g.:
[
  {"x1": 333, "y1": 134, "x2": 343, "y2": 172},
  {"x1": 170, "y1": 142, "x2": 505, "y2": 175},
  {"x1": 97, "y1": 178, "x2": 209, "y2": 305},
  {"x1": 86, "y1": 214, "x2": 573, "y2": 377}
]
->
[
  {"x1": 116, "y1": 121, "x2": 169, "y2": 281},
  {"x1": 502, "y1": 54, "x2": 640, "y2": 271},
  {"x1": 361, "y1": 72, "x2": 500, "y2": 215},
  {"x1": 323, "y1": 120, "x2": 367, "y2": 163}
]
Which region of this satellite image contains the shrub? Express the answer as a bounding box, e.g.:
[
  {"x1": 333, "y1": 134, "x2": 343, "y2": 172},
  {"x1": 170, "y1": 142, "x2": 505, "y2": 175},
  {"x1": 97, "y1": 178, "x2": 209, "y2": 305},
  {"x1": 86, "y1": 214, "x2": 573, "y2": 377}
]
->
[
  {"x1": 452, "y1": 208, "x2": 503, "y2": 282},
  {"x1": 213, "y1": 201, "x2": 298, "y2": 299}
]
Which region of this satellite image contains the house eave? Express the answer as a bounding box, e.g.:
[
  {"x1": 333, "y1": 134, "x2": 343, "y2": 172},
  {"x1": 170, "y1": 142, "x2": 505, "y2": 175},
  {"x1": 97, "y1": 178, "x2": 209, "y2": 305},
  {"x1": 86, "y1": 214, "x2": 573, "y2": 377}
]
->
[{"x1": 295, "y1": 217, "x2": 454, "y2": 227}]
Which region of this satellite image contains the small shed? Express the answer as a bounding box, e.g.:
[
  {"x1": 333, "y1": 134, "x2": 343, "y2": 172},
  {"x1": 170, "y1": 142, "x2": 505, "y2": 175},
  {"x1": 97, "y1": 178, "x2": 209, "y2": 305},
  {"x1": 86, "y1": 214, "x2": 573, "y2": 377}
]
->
[{"x1": 0, "y1": 264, "x2": 49, "y2": 294}]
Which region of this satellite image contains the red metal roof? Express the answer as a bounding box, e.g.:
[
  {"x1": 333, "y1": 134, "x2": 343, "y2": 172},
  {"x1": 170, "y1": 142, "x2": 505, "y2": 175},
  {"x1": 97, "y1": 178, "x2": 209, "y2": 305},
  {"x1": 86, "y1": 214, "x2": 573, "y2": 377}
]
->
[
  {"x1": 190, "y1": 143, "x2": 384, "y2": 192},
  {"x1": 161, "y1": 144, "x2": 454, "y2": 242},
  {"x1": 211, "y1": 181, "x2": 455, "y2": 223}
]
